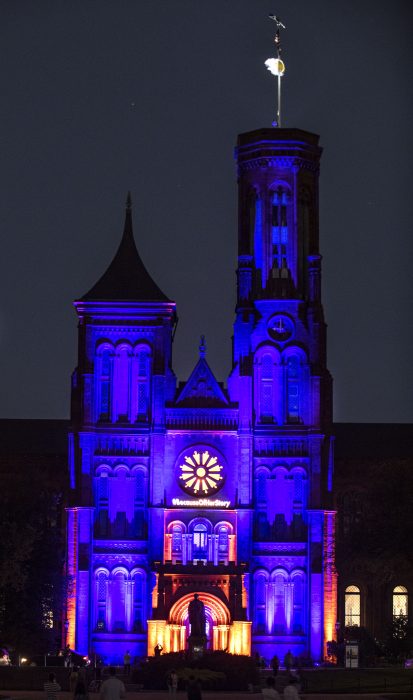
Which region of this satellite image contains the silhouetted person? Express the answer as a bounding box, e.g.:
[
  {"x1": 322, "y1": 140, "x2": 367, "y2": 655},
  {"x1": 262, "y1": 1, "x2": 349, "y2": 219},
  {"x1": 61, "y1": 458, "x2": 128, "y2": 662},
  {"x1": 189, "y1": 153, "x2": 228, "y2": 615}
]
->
[
  {"x1": 187, "y1": 675, "x2": 202, "y2": 700},
  {"x1": 271, "y1": 654, "x2": 280, "y2": 676},
  {"x1": 284, "y1": 650, "x2": 293, "y2": 672},
  {"x1": 123, "y1": 651, "x2": 131, "y2": 676},
  {"x1": 261, "y1": 676, "x2": 280, "y2": 699},
  {"x1": 74, "y1": 678, "x2": 88, "y2": 700},
  {"x1": 99, "y1": 667, "x2": 126, "y2": 700},
  {"x1": 283, "y1": 677, "x2": 300, "y2": 699},
  {"x1": 44, "y1": 673, "x2": 61, "y2": 700}
]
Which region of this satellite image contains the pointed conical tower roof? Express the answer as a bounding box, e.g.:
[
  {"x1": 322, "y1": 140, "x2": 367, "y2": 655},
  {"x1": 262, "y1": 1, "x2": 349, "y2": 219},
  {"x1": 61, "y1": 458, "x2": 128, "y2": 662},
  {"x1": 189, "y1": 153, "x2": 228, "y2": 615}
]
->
[{"x1": 81, "y1": 194, "x2": 170, "y2": 302}]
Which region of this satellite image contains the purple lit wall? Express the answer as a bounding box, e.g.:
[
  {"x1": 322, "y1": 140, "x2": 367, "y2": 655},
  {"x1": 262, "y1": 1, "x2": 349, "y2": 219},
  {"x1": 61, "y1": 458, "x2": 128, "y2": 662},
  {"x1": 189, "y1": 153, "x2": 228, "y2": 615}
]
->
[{"x1": 66, "y1": 128, "x2": 336, "y2": 664}]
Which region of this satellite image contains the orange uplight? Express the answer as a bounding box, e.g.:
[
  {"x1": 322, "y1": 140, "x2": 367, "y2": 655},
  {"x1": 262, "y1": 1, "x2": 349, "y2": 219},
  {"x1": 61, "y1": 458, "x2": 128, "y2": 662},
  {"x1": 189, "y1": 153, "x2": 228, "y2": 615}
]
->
[{"x1": 323, "y1": 512, "x2": 338, "y2": 657}]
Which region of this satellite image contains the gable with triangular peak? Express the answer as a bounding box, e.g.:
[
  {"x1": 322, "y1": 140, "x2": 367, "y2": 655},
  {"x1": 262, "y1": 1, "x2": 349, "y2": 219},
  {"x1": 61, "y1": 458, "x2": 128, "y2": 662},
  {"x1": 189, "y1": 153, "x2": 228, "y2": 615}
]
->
[{"x1": 175, "y1": 358, "x2": 229, "y2": 407}]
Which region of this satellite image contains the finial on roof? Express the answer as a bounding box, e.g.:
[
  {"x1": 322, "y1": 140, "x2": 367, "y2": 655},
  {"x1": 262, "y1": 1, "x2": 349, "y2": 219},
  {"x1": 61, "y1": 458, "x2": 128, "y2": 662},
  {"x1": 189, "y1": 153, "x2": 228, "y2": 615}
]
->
[
  {"x1": 265, "y1": 11, "x2": 287, "y2": 127},
  {"x1": 199, "y1": 335, "x2": 206, "y2": 358},
  {"x1": 126, "y1": 191, "x2": 132, "y2": 210}
]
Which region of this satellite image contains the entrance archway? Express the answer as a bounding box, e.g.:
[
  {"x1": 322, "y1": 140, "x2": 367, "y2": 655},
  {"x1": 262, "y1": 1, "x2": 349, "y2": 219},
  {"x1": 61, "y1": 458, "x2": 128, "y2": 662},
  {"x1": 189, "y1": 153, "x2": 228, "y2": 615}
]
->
[{"x1": 168, "y1": 591, "x2": 230, "y2": 652}]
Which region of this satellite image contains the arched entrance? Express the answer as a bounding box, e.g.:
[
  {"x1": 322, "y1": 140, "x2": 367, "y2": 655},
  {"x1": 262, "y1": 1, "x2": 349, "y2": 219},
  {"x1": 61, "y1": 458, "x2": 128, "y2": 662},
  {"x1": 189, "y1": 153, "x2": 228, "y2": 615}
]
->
[
  {"x1": 147, "y1": 591, "x2": 251, "y2": 656},
  {"x1": 168, "y1": 591, "x2": 231, "y2": 652}
]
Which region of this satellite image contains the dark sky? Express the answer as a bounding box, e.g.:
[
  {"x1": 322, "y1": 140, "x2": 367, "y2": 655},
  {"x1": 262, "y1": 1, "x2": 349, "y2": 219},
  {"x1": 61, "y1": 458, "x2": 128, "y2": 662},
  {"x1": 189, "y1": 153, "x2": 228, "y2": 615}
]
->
[{"x1": 1, "y1": 1, "x2": 412, "y2": 422}]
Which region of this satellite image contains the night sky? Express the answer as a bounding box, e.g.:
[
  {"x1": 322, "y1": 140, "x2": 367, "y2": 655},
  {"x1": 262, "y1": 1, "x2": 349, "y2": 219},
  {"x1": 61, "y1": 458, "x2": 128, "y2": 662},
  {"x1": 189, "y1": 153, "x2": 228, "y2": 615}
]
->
[{"x1": 1, "y1": 1, "x2": 412, "y2": 422}]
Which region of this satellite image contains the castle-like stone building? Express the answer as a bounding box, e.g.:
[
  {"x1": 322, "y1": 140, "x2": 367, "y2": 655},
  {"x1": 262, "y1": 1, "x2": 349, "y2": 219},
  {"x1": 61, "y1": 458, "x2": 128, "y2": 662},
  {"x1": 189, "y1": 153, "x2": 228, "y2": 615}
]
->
[{"x1": 65, "y1": 126, "x2": 337, "y2": 665}]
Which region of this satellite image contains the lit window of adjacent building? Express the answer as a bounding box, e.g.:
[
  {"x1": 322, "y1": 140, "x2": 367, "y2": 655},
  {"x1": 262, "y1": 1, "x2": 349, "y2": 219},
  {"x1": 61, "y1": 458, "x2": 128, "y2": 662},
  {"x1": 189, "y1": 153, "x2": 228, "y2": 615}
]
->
[
  {"x1": 345, "y1": 585, "x2": 361, "y2": 626},
  {"x1": 393, "y1": 586, "x2": 408, "y2": 619}
]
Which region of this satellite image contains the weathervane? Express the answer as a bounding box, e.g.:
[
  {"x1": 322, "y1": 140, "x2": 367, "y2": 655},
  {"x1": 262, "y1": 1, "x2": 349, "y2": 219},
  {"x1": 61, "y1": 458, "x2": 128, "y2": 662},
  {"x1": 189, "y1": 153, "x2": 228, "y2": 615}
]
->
[{"x1": 265, "y1": 13, "x2": 286, "y2": 127}]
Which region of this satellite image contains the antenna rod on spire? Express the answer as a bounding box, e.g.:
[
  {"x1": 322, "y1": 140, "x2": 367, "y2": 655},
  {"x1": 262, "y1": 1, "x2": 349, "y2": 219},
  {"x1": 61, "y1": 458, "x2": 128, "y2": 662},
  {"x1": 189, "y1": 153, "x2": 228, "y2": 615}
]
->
[{"x1": 265, "y1": 13, "x2": 286, "y2": 127}]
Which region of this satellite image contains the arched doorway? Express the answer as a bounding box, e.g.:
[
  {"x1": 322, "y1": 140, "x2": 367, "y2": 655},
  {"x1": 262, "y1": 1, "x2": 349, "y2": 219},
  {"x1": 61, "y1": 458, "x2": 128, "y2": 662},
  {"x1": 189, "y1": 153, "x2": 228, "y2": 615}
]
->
[{"x1": 168, "y1": 591, "x2": 231, "y2": 652}]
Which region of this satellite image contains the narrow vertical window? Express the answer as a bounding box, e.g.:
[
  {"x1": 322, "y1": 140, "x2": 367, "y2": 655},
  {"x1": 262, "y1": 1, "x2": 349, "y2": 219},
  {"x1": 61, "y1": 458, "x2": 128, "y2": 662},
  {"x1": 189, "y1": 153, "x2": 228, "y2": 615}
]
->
[
  {"x1": 272, "y1": 188, "x2": 288, "y2": 269},
  {"x1": 171, "y1": 524, "x2": 183, "y2": 561},
  {"x1": 136, "y1": 349, "x2": 150, "y2": 421},
  {"x1": 217, "y1": 525, "x2": 229, "y2": 562},
  {"x1": 133, "y1": 572, "x2": 145, "y2": 632},
  {"x1": 273, "y1": 573, "x2": 286, "y2": 633},
  {"x1": 393, "y1": 586, "x2": 408, "y2": 619},
  {"x1": 287, "y1": 356, "x2": 300, "y2": 423},
  {"x1": 292, "y1": 575, "x2": 304, "y2": 633},
  {"x1": 257, "y1": 472, "x2": 267, "y2": 505},
  {"x1": 345, "y1": 585, "x2": 361, "y2": 627},
  {"x1": 293, "y1": 473, "x2": 304, "y2": 504},
  {"x1": 260, "y1": 354, "x2": 274, "y2": 422},
  {"x1": 100, "y1": 349, "x2": 112, "y2": 420},
  {"x1": 192, "y1": 523, "x2": 208, "y2": 561},
  {"x1": 111, "y1": 572, "x2": 126, "y2": 632},
  {"x1": 96, "y1": 572, "x2": 107, "y2": 630},
  {"x1": 254, "y1": 573, "x2": 267, "y2": 634},
  {"x1": 95, "y1": 473, "x2": 109, "y2": 537}
]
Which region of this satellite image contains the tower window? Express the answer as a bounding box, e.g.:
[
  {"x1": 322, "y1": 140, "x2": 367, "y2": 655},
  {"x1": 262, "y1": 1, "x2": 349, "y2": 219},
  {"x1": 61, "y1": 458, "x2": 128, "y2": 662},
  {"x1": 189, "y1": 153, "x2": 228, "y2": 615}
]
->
[
  {"x1": 260, "y1": 354, "x2": 274, "y2": 422},
  {"x1": 272, "y1": 188, "x2": 289, "y2": 269},
  {"x1": 136, "y1": 349, "x2": 150, "y2": 421},
  {"x1": 99, "y1": 348, "x2": 113, "y2": 420},
  {"x1": 345, "y1": 585, "x2": 361, "y2": 627},
  {"x1": 287, "y1": 356, "x2": 300, "y2": 423}
]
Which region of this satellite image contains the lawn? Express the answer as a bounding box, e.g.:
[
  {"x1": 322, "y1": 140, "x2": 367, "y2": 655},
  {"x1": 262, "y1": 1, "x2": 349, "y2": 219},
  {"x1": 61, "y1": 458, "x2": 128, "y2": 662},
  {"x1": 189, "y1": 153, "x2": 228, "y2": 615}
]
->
[{"x1": 300, "y1": 667, "x2": 413, "y2": 694}]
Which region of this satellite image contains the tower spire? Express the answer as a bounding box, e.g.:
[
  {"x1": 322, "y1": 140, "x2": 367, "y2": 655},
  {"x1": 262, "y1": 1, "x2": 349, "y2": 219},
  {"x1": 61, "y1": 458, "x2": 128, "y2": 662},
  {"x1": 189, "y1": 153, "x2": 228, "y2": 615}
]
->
[
  {"x1": 199, "y1": 335, "x2": 206, "y2": 359},
  {"x1": 265, "y1": 12, "x2": 286, "y2": 127}
]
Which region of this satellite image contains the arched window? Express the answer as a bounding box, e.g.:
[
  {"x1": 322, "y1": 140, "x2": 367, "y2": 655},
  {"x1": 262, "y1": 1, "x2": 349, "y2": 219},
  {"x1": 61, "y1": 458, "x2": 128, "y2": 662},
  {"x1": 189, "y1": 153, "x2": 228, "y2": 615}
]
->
[
  {"x1": 292, "y1": 573, "x2": 305, "y2": 634},
  {"x1": 271, "y1": 187, "x2": 289, "y2": 270},
  {"x1": 256, "y1": 470, "x2": 268, "y2": 505},
  {"x1": 261, "y1": 354, "x2": 274, "y2": 420},
  {"x1": 132, "y1": 570, "x2": 145, "y2": 632},
  {"x1": 114, "y1": 345, "x2": 131, "y2": 420},
  {"x1": 172, "y1": 524, "x2": 183, "y2": 558},
  {"x1": 95, "y1": 472, "x2": 109, "y2": 537},
  {"x1": 293, "y1": 472, "x2": 304, "y2": 504},
  {"x1": 286, "y1": 356, "x2": 300, "y2": 423},
  {"x1": 254, "y1": 195, "x2": 263, "y2": 274},
  {"x1": 393, "y1": 586, "x2": 408, "y2": 619},
  {"x1": 95, "y1": 570, "x2": 108, "y2": 630},
  {"x1": 217, "y1": 525, "x2": 229, "y2": 562},
  {"x1": 111, "y1": 571, "x2": 127, "y2": 632},
  {"x1": 273, "y1": 571, "x2": 287, "y2": 634},
  {"x1": 130, "y1": 470, "x2": 146, "y2": 538},
  {"x1": 193, "y1": 523, "x2": 208, "y2": 561},
  {"x1": 99, "y1": 348, "x2": 113, "y2": 420},
  {"x1": 136, "y1": 348, "x2": 151, "y2": 421},
  {"x1": 253, "y1": 572, "x2": 268, "y2": 634},
  {"x1": 135, "y1": 470, "x2": 145, "y2": 505},
  {"x1": 345, "y1": 585, "x2": 361, "y2": 627}
]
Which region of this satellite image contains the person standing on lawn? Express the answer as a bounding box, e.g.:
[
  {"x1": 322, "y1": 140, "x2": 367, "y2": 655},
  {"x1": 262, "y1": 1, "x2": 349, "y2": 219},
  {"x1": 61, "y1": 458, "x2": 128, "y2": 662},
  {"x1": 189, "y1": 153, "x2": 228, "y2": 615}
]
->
[{"x1": 100, "y1": 667, "x2": 126, "y2": 700}]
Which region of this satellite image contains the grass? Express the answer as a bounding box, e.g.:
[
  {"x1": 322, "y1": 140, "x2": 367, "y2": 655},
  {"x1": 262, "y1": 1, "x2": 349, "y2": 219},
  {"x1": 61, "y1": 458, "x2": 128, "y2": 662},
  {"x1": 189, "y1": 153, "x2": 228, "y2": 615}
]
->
[{"x1": 299, "y1": 667, "x2": 413, "y2": 694}]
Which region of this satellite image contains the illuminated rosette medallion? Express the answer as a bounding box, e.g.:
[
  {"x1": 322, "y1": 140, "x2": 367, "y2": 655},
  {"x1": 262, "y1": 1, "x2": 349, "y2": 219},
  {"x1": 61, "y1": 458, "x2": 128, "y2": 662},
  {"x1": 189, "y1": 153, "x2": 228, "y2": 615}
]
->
[{"x1": 178, "y1": 449, "x2": 225, "y2": 496}]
